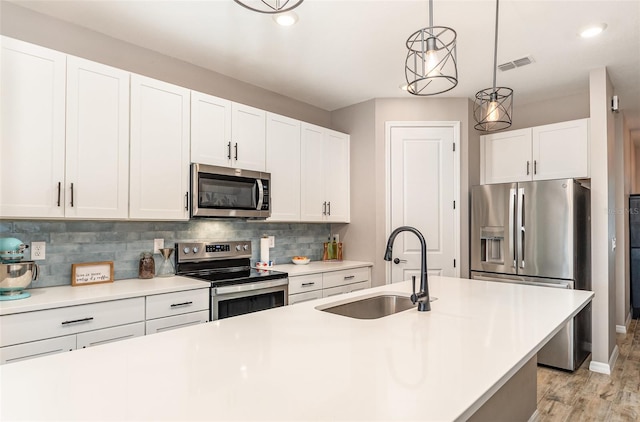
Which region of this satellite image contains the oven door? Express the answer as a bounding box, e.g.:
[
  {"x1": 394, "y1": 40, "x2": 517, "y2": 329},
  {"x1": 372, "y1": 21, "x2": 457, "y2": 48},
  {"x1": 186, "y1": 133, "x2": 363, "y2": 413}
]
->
[
  {"x1": 191, "y1": 163, "x2": 271, "y2": 218},
  {"x1": 211, "y1": 279, "x2": 288, "y2": 320}
]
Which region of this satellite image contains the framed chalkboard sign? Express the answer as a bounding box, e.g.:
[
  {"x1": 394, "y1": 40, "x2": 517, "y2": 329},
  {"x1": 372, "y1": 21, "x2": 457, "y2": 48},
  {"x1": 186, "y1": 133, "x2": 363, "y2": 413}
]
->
[{"x1": 71, "y1": 261, "x2": 114, "y2": 286}]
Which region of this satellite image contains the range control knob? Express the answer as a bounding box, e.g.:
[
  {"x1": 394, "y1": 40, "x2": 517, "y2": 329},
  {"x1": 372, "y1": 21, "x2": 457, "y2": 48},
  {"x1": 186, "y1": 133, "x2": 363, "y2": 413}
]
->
[
  {"x1": 192, "y1": 247, "x2": 199, "y2": 253},
  {"x1": 183, "y1": 247, "x2": 190, "y2": 254},
  {"x1": 235, "y1": 245, "x2": 242, "y2": 251},
  {"x1": 243, "y1": 244, "x2": 249, "y2": 251}
]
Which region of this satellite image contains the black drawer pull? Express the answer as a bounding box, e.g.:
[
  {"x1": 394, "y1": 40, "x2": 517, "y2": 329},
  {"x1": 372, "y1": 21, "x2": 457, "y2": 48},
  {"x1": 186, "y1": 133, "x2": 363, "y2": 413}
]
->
[
  {"x1": 301, "y1": 282, "x2": 315, "y2": 287},
  {"x1": 343, "y1": 275, "x2": 355, "y2": 280},
  {"x1": 170, "y1": 301, "x2": 193, "y2": 308},
  {"x1": 61, "y1": 317, "x2": 94, "y2": 325}
]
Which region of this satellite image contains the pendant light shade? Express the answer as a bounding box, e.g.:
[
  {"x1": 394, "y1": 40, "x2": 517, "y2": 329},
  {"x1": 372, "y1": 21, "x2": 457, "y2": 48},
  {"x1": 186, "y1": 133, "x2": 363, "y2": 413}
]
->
[
  {"x1": 405, "y1": 0, "x2": 458, "y2": 96},
  {"x1": 474, "y1": 0, "x2": 513, "y2": 131},
  {"x1": 233, "y1": 0, "x2": 303, "y2": 14}
]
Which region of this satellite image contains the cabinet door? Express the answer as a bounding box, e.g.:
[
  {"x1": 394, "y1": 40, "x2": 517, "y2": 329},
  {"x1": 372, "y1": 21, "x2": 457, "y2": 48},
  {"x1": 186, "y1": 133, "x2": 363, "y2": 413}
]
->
[
  {"x1": 76, "y1": 322, "x2": 145, "y2": 349},
  {"x1": 231, "y1": 103, "x2": 266, "y2": 171},
  {"x1": 65, "y1": 56, "x2": 130, "y2": 219},
  {"x1": 532, "y1": 118, "x2": 589, "y2": 180},
  {"x1": 300, "y1": 123, "x2": 326, "y2": 221},
  {"x1": 481, "y1": 128, "x2": 532, "y2": 184},
  {"x1": 0, "y1": 335, "x2": 76, "y2": 365},
  {"x1": 145, "y1": 310, "x2": 209, "y2": 334},
  {"x1": 289, "y1": 290, "x2": 323, "y2": 305},
  {"x1": 130, "y1": 75, "x2": 190, "y2": 220},
  {"x1": 266, "y1": 113, "x2": 301, "y2": 221},
  {"x1": 323, "y1": 130, "x2": 350, "y2": 222},
  {"x1": 0, "y1": 36, "x2": 66, "y2": 218},
  {"x1": 191, "y1": 91, "x2": 232, "y2": 167}
]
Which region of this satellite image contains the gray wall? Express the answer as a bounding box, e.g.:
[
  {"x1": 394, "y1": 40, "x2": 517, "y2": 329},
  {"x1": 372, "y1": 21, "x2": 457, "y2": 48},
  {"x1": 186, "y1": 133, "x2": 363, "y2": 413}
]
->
[
  {"x1": 1, "y1": 220, "x2": 330, "y2": 288},
  {"x1": 0, "y1": 1, "x2": 331, "y2": 128}
]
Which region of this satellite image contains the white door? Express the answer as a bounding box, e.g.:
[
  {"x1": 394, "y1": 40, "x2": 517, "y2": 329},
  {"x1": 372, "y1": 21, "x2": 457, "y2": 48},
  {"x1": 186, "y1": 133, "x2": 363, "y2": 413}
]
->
[
  {"x1": 190, "y1": 91, "x2": 232, "y2": 167},
  {"x1": 389, "y1": 124, "x2": 458, "y2": 284},
  {"x1": 266, "y1": 112, "x2": 301, "y2": 221},
  {"x1": 129, "y1": 75, "x2": 190, "y2": 220},
  {"x1": 0, "y1": 37, "x2": 66, "y2": 218},
  {"x1": 300, "y1": 123, "x2": 325, "y2": 221},
  {"x1": 65, "y1": 56, "x2": 130, "y2": 219}
]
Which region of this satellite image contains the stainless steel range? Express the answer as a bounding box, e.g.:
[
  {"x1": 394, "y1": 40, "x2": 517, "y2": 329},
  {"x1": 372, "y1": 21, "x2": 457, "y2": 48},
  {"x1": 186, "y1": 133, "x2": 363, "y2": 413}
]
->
[{"x1": 175, "y1": 241, "x2": 288, "y2": 321}]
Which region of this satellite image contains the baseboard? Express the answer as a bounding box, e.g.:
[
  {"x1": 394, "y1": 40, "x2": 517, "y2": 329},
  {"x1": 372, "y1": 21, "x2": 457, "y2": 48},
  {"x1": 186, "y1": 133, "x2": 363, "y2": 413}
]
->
[
  {"x1": 616, "y1": 311, "x2": 633, "y2": 334},
  {"x1": 589, "y1": 345, "x2": 620, "y2": 374},
  {"x1": 528, "y1": 409, "x2": 540, "y2": 422}
]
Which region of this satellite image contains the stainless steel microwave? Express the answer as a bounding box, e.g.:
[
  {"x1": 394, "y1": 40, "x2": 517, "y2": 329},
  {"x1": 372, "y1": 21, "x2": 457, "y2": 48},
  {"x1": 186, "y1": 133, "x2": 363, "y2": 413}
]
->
[{"x1": 190, "y1": 163, "x2": 271, "y2": 219}]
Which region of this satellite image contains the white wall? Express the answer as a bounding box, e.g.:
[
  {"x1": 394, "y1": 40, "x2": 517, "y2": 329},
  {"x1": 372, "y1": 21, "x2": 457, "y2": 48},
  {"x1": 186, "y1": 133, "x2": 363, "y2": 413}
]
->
[
  {"x1": 508, "y1": 92, "x2": 590, "y2": 131},
  {"x1": 615, "y1": 113, "x2": 632, "y2": 332},
  {"x1": 589, "y1": 67, "x2": 618, "y2": 373}
]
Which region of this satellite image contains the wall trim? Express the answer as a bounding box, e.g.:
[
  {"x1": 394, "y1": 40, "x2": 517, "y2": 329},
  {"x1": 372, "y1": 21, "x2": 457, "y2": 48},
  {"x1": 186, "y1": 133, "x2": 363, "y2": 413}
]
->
[
  {"x1": 616, "y1": 310, "x2": 632, "y2": 334},
  {"x1": 589, "y1": 345, "x2": 619, "y2": 374},
  {"x1": 384, "y1": 121, "x2": 461, "y2": 282}
]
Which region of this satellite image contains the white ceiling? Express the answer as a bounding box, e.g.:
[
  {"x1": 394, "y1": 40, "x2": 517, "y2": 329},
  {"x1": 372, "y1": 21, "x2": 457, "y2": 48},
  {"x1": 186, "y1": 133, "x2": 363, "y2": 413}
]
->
[{"x1": 8, "y1": 0, "x2": 640, "y2": 140}]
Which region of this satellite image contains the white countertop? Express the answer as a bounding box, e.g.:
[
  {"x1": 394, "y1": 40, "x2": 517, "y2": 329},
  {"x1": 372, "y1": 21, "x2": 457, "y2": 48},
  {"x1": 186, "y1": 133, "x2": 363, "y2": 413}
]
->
[
  {"x1": 272, "y1": 259, "x2": 372, "y2": 276},
  {"x1": 0, "y1": 276, "x2": 593, "y2": 421},
  {"x1": 0, "y1": 276, "x2": 210, "y2": 316}
]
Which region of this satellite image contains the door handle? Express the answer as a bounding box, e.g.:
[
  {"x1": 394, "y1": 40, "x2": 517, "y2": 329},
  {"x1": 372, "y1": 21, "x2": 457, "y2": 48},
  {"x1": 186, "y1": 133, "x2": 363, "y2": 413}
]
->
[
  {"x1": 393, "y1": 258, "x2": 407, "y2": 264},
  {"x1": 227, "y1": 142, "x2": 231, "y2": 160},
  {"x1": 526, "y1": 161, "x2": 530, "y2": 175},
  {"x1": 234, "y1": 143, "x2": 238, "y2": 160},
  {"x1": 70, "y1": 182, "x2": 74, "y2": 207}
]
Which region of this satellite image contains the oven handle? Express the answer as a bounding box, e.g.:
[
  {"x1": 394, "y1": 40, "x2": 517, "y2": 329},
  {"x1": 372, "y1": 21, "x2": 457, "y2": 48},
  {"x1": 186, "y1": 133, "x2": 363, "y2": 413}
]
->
[
  {"x1": 255, "y1": 179, "x2": 264, "y2": 211},
  {"x1": 214, "y1": 277, "x2": 288, "y2": 295}
]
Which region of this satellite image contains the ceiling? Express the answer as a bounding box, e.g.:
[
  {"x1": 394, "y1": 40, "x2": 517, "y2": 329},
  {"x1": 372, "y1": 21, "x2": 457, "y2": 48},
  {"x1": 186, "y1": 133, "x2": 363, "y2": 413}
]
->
[{"x1": 7, "y1": 0, "x2": 640, "y2": 140}]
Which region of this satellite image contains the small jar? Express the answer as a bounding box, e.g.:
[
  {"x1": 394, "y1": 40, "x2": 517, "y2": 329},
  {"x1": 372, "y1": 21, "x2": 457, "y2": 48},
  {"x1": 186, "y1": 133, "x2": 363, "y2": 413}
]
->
[{"x1": 138, "y1": 252, "x2": 155, "y2": 279}]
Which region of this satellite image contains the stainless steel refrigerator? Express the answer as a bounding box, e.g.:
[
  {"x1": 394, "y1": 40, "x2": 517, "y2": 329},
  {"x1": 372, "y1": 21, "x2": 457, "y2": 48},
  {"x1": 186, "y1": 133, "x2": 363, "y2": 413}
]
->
[{"x1": 470, "y1": 178, "x2": 591, "y2": 371}]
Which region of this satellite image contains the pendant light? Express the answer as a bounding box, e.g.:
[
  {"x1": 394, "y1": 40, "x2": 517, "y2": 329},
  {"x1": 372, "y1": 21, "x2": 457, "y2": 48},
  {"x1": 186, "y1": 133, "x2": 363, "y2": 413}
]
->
[
  {"x1": 474, "y1": 0, "x2": 513, "y2": 131},
  {"x1": 233, "y1": 0, "x2": 303, "y2": 14},
  {"x1": 405, "y1": 0, "x2": 458, "y2": 96}
]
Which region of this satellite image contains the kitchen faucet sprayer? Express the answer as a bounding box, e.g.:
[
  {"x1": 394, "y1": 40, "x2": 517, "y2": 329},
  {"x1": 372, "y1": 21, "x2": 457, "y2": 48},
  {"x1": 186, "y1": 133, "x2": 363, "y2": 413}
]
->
[{"x1": 384, "y1": 226, "x2": 431, "y2": 312}]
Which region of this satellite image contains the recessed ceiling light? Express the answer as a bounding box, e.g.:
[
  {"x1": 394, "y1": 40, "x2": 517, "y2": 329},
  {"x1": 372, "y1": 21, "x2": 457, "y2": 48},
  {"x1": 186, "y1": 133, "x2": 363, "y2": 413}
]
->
[
  {"x1": 579, "y1": 23, "x2": 607, "y2": 38},
  {"x1": 273, "y1": 12, "x2": 298, "y2": 26}
]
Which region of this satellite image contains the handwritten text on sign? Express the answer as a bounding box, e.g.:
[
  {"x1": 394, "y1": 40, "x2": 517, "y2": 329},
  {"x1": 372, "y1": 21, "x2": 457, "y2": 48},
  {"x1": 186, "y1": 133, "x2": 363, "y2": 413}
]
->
[{"x1": 72, "y1": 262, "x2": 114, "y2": 286}]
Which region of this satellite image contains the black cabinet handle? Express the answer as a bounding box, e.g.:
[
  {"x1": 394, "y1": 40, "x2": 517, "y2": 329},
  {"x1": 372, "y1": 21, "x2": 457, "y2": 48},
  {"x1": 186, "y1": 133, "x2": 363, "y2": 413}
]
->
[
  {"x1": 170, "y1": 301, "x2": 193, "y2": 308},
  {"x1": 61, "y1": 317, "x2": 94, "y2": 325},
  {"x1": 57, "y1": 182, "x2": 61, "y2": 207},
  {"x1": 327, "y1": 201, "x2": 331, "y2": 216},
  {"x1": 185, "y1": 192, "x2": 189, "y2": 211},
  {"x1": 534, "y1": 160, "x2": 537, "y2": 175},
  {"x1": 70, "y1": 182, "x2": 74, "y2": 207},
  {"x1": 343, "y1": 275, "x2": 355, "y2": 280},
  {"x1": 301, "y1": 282, "x2": 315, "y2": 287},
  {"x1": 526, "y1": 161, "x2": 530, "y2": 175},
  {"x1": 234, "y1": 143, "x2": 238, "y2": 160},
  {"x1": 227, "y1": 141, "x2": 231, "y2": 160}
]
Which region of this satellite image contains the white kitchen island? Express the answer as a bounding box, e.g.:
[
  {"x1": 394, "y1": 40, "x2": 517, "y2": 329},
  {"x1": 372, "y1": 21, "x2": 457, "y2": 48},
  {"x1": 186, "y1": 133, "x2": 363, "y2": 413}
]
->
[{"x1": 0, "y1": 276, "x2": 593, "y2": 421}]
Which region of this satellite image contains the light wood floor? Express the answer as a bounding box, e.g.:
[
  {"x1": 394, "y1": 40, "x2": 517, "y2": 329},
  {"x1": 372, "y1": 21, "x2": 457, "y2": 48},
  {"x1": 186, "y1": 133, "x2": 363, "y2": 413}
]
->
[{"x1": 533, "y1": 318, "x2": 640, "y2": 421}]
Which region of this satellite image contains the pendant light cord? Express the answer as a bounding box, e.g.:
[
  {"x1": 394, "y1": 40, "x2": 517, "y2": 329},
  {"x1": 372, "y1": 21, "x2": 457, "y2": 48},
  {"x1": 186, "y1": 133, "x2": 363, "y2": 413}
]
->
[
  {"x1": 492, "y1": 0, "x2": 500, "y2": 92},
  {"x1": 429, "y1": 0, "x2": 433, "y2": 28}
]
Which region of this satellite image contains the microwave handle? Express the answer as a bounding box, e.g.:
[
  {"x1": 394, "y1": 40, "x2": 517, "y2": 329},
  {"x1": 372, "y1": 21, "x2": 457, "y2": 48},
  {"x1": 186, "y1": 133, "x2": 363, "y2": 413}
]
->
[{"x1": 255, "y1": 179, "x2": 264, "y2": 210}]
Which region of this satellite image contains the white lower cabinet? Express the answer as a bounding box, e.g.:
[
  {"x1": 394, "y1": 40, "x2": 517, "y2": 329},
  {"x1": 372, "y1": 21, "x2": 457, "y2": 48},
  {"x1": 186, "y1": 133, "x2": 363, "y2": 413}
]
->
[
  {"x1": 288, "y1": 266, "x2": 371, "y2": 304},
  {"x1": 0, "y1": 287, "x2": 210, "y2": 365},
  {"x1": 144, "y1": 288, "x2": 209, "y2": 334}
]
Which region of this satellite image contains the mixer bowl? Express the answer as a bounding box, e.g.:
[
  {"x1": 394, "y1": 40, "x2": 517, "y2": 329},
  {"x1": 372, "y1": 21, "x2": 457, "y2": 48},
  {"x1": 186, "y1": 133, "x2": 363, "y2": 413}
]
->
[{"x1": 0, "y1": 262, "x2": 38, "y2": 295}]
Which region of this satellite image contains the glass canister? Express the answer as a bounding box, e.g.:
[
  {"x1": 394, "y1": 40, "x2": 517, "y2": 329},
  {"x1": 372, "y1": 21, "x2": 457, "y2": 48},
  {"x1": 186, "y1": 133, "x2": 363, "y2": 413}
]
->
[{"x1": 138, "y1": 252, "x2": 155, "y2": 279}]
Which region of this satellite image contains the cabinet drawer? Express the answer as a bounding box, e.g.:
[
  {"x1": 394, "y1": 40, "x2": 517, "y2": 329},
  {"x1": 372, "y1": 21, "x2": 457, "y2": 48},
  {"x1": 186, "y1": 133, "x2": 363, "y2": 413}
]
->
[
  {"x1": 322, "y1": 281, "x2": 370, "y2": 298},
  {"x1": 288, "y1": 274, "x2": 323, "y2": 294},
  {"x1": 289, "y1": 290, "x2": 323, "y2": 305},
  {"x1": 1, "y1": 335, "x2": 76, "y2": 365},
  {"x1": 145, "y1": 310, "x2": 209, "y2": 335},
  {"x1": 76, "y1": 322, "x2": 145, "y2": 349},
  {"x1": 145, "y1": 288, "x2": 209, "y2": 320},
  {"x1": 0, "y1": 297, "x2": 144, "y2": 347},
  {"x1": 322, "y1": 267, "x2": 370, "y2": 289}
]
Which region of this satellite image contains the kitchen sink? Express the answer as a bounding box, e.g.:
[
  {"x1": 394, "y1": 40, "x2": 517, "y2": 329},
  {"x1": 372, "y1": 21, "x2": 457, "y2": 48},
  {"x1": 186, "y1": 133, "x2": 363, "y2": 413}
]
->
[{"x1": 317, "y1": 294, "x2": 418, "y2": 319}]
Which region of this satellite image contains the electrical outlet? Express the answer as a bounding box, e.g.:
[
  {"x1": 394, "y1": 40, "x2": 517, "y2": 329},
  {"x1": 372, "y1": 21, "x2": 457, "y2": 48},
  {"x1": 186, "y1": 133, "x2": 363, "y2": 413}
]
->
[
  {"x1": 268, "y1": 236, "x2": 275, "y2": 248},
  {"x1": 153, "y1": 239, "x2": 164, "y2": 254},
  {"x1": 31, "y1": 241, "x2": 46, "y2": 260}
]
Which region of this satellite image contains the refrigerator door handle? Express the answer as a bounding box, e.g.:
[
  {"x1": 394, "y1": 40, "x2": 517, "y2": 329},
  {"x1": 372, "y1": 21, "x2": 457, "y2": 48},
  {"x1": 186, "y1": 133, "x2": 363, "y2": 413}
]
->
[
  {"x1": 509, "y1": 188, "x2": 516, "y2": 268},
  {"x1": 517, "y1": 187, "x2": 525, "y2": 268}
]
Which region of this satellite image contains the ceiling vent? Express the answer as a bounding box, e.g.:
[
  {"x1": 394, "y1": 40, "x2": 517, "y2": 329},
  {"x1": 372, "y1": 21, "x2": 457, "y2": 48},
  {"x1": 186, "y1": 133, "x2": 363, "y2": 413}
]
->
[{"x1": 498, "y1": 55, "x2": 534, "y2": 72}]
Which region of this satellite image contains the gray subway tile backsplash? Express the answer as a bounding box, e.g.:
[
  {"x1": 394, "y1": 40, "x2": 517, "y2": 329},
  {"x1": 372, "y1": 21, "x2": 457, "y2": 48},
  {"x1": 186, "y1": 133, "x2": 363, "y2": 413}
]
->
[{"x1": 1, "y1": 220, "x2": 331, "y2": 288}]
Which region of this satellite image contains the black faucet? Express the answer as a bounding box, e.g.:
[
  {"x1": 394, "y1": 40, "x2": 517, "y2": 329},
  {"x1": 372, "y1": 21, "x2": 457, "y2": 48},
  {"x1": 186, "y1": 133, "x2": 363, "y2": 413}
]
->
[{"x1": 383, "y1": 226, "x2": 431, "y2": 312}]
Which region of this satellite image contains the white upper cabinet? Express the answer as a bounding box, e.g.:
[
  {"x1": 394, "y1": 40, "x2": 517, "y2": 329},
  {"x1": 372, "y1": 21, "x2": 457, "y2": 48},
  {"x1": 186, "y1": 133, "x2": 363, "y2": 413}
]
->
[
  {"x1": 300, "y1": 123, "x2": 350, "y2": 223},
  {"x1": 130, "y1": 75, "x2": 190, "y2": 220},
  {"x1": 266, "y1": 113, "x2": 301, "y2": 221},
  {"x1": 480, "y1": 118, "x2": 590, "y2": 184},
  {"x1": 532, "y1": 119, "x2": 589, "y2": 180},
  {"x1": 65, "y1": 56, "x2": 130, "y2": 219},
  {"x1": 0, "y1": 37, "x2": 66, "y2": 218},
  {"x1": 191, "y1": 93, "x2": 266, "y2": 171},
  {"x1": 191, "y1": 92, "x2": 232, "y2": 168}
]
